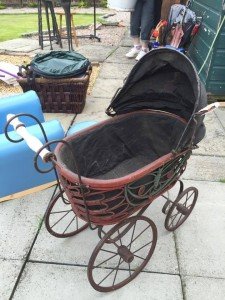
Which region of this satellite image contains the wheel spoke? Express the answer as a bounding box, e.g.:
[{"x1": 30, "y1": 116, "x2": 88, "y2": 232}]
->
[
  {"x1": 50, "y1": 209, "x2": 73, "y2": 215},
  {"x1": 63, "y1": 216, "x2": 76, "y2": 234},
  {"x1": 127, "y1": 225, "x2": 151, "y2": 248},
  {"x1": 128, "y1": 222, "x2": 136, "y2": 251},
  {"x1": 100, "y1": 249, "x2": 118, "y2": 255},
  {"x1": 133, "y1": 241, "x2": 153, "y2": 254},
  {"x1": 94, "y1": 253, "x2": 118, "y2": 269},
  {"x1": 98, "y1": 258, "x2": 124, "y2": 286},
  {"x1": 176, "y1": 213, "x2": 184, "y2": 226},
  {"x1": 186, "y1": 191, "x2": 194, "y2": 202},
  {"x1": 113, "y1": 257, "x2": 122, "y2": 286},
  {"x1": 128, "y1": 263, "x2": 132, "y2": 277},
  {"x1": 50, "y1": 210, "x2": 72, "y2": 229},
  {"x1": 118, "y1": 230, "x2": 122, "y2": 246},
  {"x1": 133, "y1": 254, "x2": 145, "y2": 260}
]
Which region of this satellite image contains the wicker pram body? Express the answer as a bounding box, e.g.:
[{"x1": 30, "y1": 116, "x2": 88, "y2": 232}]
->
[
  {"x1": 6, "y1": 48, "x2": 209, "y2": 292},
  {"x1": 54, "y1": 48, "x2": 206, "y2": 227}
]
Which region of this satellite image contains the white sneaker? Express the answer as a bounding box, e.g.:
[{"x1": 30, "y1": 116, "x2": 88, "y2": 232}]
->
[
  {"x1": 125, "y1": 47, "x2": 141, "y2": 58},
  {"x1": 135, "y1": 49, "x2": 149, "y2": 61}
]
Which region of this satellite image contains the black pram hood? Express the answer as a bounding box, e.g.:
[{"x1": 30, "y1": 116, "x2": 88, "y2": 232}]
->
[{"x1": 106, "y1": 48, "x2": 207, "y2": 121}]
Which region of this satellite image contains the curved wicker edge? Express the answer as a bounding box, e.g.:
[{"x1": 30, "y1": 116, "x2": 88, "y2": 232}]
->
[{"x1": 17, "y1": 66, "x2": 92, "y2": 84}]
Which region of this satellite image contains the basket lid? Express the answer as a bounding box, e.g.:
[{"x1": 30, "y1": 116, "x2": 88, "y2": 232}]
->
[
  {"x1": 30, "y1": 51, "x2": 90, "y2": 79},
  {"x1": 106, "y1": 48, "x2": 205, "y2": 122}
]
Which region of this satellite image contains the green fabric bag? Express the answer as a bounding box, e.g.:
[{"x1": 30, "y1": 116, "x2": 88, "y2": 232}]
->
[{"x1": 19, "y1": 51, "x2": 90, "y2": 80}]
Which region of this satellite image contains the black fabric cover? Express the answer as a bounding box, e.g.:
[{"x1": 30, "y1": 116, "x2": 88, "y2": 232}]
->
[
  {"x1": 59, "y1": 112, "x2": 186, "y2": 180},
  {"x1": 106, "y1": 48, "x2": 207, "y2": 145}
]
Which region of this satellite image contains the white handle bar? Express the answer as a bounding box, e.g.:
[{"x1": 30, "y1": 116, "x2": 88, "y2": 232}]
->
[
  {"x1": 197, "y1": 102, "x2": 221, "y2": 115},
  {"x1": 7, "y1": 114, "x2": 51, "y2": 161}
]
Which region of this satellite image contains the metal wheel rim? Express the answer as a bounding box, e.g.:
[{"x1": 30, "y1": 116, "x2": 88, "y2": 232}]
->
[
  {"x1": 45, "y1": 190, "x2": 88, "y2": 238},
  {"x1": 162, "y1": 180, "x2": 184, "y2": 214},
  {"x1": 165, "y1": 187, "x2": 198, "y2": 232},
  {"x1": 88, "y1": 216, "x2": 157, "y2": 292}
]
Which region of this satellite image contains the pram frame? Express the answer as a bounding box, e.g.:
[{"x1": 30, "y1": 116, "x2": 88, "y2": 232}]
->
[{"x1": 5, "y1": 109, "x2": 201, "y2": 292}]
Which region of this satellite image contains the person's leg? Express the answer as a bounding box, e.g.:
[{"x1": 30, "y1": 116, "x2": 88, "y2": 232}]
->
[
  {"x1": 136, "y1": 0, "x2": 155, "y2": 60},
  {"x1": 140, "y1": 0, "x2": 155, "y2": 46},
  {"x1": 126, "y1": 0, "x2": 144, "y2": 58}
]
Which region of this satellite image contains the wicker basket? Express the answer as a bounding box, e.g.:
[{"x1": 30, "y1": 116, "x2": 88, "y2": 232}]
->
[{"x1": 17, "y1": 67, "x2": 92, "y2": 114}]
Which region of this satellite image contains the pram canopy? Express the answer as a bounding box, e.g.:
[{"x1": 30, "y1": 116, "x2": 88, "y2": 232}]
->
[{"x1": 106, "y1": 48, "x2": 207, "y2": 144}]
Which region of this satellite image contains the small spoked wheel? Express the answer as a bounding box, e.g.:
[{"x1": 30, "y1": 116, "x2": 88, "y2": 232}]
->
[
  {"x1": 162, "y1": 180, "x2": 184, "y2": 214},
  {"x1": 165, "y1": 187, "x2": 198, "y2": 232},
  {"x1": 45, "y1": 190, "x2": 88, "y2": 238},
  {"x1": 88, "y1": 216, "x2": 157, "y2": 292}
]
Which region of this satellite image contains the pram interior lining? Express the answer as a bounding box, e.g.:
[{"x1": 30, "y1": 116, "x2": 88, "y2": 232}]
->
[{"x1": 59, "y1": 112, "x2": 186, "y2": 180}]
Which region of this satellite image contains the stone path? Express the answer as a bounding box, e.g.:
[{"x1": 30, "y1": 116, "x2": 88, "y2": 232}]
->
[{"x1": 0, "y1": 24, "x2": 225, "y2": 300}]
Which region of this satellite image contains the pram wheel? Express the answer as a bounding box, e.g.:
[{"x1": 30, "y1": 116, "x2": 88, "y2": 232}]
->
[
  {"x1": 164, "y1": 187, "x2": 198, "y2": 232},
  {"x1": 88, "y1": 216, "x2": 157, "y2": 292},
  {"x1": 162, "y1": 180, "x2": 184, "y2": 214},
  {"x1": 45, "y1": 189, "x2": 88, "y2": 238}
]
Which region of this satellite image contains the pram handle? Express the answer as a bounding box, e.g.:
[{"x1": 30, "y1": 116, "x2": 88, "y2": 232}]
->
[
  {"x1": 196, "y1": 102, "x2": 221, "y2": 116},
  {"x1": 7, "y1": 114, "x2": 51, "y2": 162}
]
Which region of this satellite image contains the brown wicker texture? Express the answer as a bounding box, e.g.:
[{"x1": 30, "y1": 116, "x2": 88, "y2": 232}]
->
[{"x1": 17, "y1": 67, "x2": 92, "y2": 114}]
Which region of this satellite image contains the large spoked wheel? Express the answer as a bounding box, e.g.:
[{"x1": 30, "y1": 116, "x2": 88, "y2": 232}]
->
[
  {"x1": 165, "y1": 187, "x2": 198, "y2": 232},
  {"x1": 88, "y1": 216, "x2": 157, "y2": 292},
  {"x1": 45, "y1": 190, "x2": 88, "y2": 238}
]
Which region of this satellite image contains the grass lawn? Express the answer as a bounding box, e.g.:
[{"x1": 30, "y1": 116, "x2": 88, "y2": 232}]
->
[{"x1": 0, "y1": 13, "x2": 102, "y2": 42}]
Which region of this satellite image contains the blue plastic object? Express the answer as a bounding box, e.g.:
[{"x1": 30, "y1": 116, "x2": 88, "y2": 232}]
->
[
  {"x1": 67, "y1": 121, "x2": 97, "y2": 136},
  {"x1": 0, "y1": 91, "x2": 44, "y2": 133},
  {"x1": 165, "y1": 45, "x2": 185, "y2": 53},
  {"x1": 0, "y1": 120, "x2": 64, "y2": 198}
]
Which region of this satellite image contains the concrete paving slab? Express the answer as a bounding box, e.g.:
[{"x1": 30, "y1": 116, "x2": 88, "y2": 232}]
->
[
  {"x1": 44, "y1": 113, "x2": 75, "y2": 132},
  {"x1": 92, "y1": 78, "x2": 123, "y2": 99},
  {"x1": 13, "y1": 263, "x2": 183, "y2": 300},
  {"x1": 174, "y1": 180, "x2": 225, "y2": 278},
  {"x1": 30, "y1": 195, "x2": 179, "y2": 275},
  {"x1": 195, "y1": 112, "x2": 225, "y2": 156},
  {"x1": 0, "y1": 259, "x2": 22, "y2": 300},
  {"x1": 120, "y1": 37, "x2": 133, "y2": 47},
  {"x1": 183, "y1": 276, "x2": 225, "y2": 300},
  {"x1": 0, "y1": 188, "x2": 52, "y2": 260},
  {"x1": 98, "y1": 62, "x2": 133, "y2": 79},
  {"x1": 183, "y1": 154, "x2": 225, "y2": 182},
  {"x1": 75, "y1": 45, "x2": 116, "y2": 63},
  {"x1": 82, "y1": 97, "x2": 111, "y2": 114},
  {"x1": 74, "y1": 110, "x2": 109, "y2": 124},
  {"x1": 107, "y1": 47, "x2": 138, "y2": 64},
  {"x1": 215, "y1": 107, "x2": 225, "y2": 130},
  {"x1": 0, "y1": 39, "x2": 42, "y2": 52}
]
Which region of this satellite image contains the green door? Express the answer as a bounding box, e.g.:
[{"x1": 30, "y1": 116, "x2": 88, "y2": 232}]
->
[{"x1": 188, "y1": 0, "x2": 225, "y2": 96}]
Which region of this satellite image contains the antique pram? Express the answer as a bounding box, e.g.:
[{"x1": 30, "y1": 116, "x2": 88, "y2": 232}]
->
[{"x1": 6, "y1": 48, "x2": 219, "y2": 292}]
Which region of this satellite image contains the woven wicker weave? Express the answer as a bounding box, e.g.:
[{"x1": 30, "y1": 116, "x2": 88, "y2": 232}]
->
[{"x1": 17, "y1": 67, "x2": 92, "y2": 114}]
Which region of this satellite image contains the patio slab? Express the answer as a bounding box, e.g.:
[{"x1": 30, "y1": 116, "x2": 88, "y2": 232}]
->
[
  {"x1": 0, "y1": 188, "x2": 52, "y2": 260},
  {"x1": 13, "y1": 263, "x2": 183, "y2": 300},
  {"x1": 107, "y1": 47, "x2": 138, "y2": 64},
  {"x1": 194, "y1": 112, "x2": 225, "y2": 156},
  {"x1": 174, "y1": 180, "x2": 225, "y2": 278},
  {"x1": 82, "y1": 96, "x2": 111, "y2": 114},
  {"x1": 0, "y1": 39, "x2": 46, "y2": 53},
  {"x1": 183, "y1": 276, "x2": 225, "y2": 300},
  {"x1": 75, "y1": 45, "x2": 116, "y2": 63},
  {"x1": 183, "y1": 155, "x2": 225, "y2": 182},
  {"x1": 44, "y1": 113, "x2": 75, "y2": 132},
  {"x1": 30, "y1": 195, "x2": 179, "y2": 275},
  {"x1": 74, "y1": 110, "x2": 109, "y2": 123},
  {"x1": 92, "y1": 78, "x2": 123, "y2": 99},
  {"x1": 0, "y1": 259, "x2": 23, "y2": 300},
  {"x1": 98, "y1": 62, "x2": 134, "y2": 79},
  {"x1": 215, "y1": 107, "x2": 225, "y2": 129}
]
